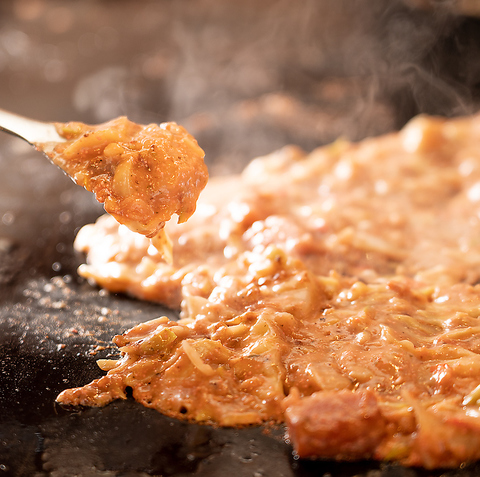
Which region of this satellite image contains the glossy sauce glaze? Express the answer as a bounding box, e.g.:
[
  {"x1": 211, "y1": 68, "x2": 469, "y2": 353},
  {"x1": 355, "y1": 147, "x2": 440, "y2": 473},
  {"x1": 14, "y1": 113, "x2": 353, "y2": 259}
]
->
[{"x1": 58, "y1": 114, "x2": 480, "y2": 468}]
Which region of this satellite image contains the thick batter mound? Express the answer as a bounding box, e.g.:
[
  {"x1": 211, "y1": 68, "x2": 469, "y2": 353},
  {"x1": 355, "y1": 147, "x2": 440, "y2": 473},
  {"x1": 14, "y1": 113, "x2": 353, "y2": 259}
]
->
[{"x1": 57, "y1": 114, "x2": 480, "y2": 468}]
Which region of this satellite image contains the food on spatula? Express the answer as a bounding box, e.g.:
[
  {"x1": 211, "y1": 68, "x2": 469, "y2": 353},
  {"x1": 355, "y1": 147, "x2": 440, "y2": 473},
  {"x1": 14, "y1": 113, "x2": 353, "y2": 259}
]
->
[{"x1": 39, "y1": 116, "x2": 208, "y2": 261}]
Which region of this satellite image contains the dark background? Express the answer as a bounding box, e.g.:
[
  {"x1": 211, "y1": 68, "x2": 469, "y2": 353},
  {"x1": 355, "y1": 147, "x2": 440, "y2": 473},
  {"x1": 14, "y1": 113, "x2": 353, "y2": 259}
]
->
[{"x1": 1, "y1": 1, "x2": 480, "y2": 476}]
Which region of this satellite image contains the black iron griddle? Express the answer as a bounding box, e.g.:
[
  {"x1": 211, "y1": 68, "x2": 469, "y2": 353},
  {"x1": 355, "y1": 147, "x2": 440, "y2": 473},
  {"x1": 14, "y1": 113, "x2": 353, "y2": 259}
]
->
[{"x1": 1, "y1": 1, "x2": 480, "y2": 476}]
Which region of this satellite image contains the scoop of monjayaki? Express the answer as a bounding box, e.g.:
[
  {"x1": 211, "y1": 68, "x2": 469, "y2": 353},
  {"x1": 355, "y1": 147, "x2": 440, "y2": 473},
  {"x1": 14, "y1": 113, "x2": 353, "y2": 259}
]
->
[{"x1": 40, "y1": 116, "x2": 208, "y2": 260}]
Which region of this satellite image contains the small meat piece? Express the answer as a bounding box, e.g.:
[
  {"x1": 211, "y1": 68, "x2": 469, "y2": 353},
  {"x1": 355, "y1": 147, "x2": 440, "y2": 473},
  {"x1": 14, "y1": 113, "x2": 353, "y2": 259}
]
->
[{"x1": 284, "y1": 389, "x2": 386, "y2": 460}]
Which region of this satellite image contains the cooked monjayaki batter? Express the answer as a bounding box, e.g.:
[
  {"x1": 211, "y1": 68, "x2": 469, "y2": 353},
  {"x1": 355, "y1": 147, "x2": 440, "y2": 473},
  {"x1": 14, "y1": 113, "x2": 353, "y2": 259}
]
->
[
  {"x1": 40, "y1": 117, "x2": 208, "y2": 261},
  {"x1": 58, "y1": 113, "x2": 480, "y2": 469}
]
